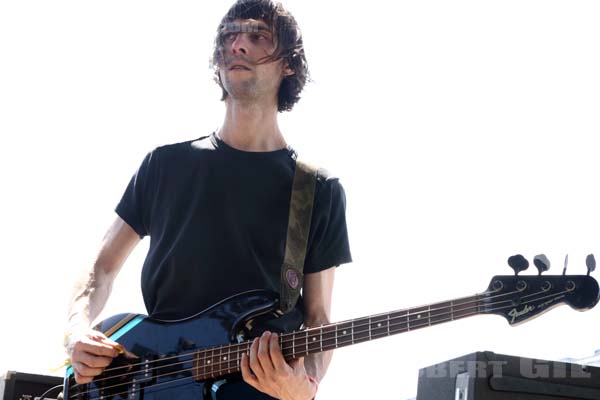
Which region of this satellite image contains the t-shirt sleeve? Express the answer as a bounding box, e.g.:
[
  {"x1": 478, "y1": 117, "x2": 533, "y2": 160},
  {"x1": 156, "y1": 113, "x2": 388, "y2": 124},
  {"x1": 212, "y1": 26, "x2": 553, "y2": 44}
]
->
[
  {"x1": 303, "y1": 171, "x2": 352, "y2": 273},
  {"x1": 115, "y1": 150, "x2": 158, "y2": 238}
]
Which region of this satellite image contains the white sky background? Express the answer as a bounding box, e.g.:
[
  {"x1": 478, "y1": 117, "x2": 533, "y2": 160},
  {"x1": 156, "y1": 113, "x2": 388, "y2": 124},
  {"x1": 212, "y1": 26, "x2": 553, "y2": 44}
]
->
[{"x1": 1, "y1": 1, "x2": 600, "y2": 399}]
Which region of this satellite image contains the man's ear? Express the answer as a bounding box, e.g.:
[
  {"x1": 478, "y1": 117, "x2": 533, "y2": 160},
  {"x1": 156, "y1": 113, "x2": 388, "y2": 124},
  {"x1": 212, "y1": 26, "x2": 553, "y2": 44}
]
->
[{"x1": 283, "y1": 63, "x2": 295, "y2": 77}]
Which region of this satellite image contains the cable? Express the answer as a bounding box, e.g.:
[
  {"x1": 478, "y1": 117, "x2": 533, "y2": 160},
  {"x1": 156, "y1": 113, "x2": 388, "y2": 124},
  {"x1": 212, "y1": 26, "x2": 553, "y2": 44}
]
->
[{"x1": 35, "y1": 383, "x2": 63, "y2": 400}]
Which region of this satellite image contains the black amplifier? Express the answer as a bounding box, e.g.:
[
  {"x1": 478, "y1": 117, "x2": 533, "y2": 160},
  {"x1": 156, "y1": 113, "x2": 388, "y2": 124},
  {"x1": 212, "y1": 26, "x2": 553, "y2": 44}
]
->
[
  {"x1": 0, "y1": 371, "x2": 63, "y2": 400},
  {"x1": 416, "y1": 351, "x2": 600, "y2": 400}
]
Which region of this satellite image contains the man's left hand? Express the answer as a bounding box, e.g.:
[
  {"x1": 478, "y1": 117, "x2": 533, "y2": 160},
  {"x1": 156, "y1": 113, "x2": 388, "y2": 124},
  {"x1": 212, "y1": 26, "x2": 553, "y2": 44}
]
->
[{"x1": 241, "y1": 331, "x2": 317, "y2": 400}]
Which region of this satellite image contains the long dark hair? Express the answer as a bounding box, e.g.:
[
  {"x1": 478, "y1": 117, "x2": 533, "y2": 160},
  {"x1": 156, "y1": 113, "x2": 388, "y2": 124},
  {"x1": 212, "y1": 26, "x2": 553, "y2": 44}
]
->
[{"x1": 211, "y1": 0, "x2": 310, "y2": 112}]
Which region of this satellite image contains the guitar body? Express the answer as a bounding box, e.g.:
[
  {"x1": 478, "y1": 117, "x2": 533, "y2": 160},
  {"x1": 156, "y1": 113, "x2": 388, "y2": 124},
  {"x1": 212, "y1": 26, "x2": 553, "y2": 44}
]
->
[{"x1": 64, "y1": 290, "x2": 298, "y2": 400}]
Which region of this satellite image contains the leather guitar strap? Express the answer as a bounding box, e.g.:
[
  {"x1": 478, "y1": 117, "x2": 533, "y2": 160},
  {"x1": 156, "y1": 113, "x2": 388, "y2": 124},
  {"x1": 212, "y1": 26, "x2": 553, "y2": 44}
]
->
[{"x1": 279, "y1": 159, "x2": 318, "y2": 314}]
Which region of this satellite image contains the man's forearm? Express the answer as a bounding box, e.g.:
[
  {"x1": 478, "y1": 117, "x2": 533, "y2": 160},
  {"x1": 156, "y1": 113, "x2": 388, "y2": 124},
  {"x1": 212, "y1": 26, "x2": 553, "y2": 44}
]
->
[
  {"x1": 67, "y1": 265, "x2": 115, "y2": 331},
  {"x1": 301, "y1": 267, "x2": 336, "y2": 384},
  {"x1": 67, "y1": 216, "x2": 140, "y2": 333}
]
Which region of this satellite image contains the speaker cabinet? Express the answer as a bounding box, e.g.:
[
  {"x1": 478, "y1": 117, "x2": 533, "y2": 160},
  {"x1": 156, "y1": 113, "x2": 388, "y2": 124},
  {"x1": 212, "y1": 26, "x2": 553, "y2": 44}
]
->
[
  {"x1": 416, "y1": 351, "x2": 600, "y2": 400},
  {"x1": 0, "y1": 371, "x2": 63, "y2": 400}
]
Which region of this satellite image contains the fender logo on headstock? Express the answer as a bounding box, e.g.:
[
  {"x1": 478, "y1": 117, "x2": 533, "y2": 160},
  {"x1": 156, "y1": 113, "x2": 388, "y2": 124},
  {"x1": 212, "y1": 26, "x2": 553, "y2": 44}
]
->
[{"x1": 508, "y1": 304, "x2": 535, "y2": 323}]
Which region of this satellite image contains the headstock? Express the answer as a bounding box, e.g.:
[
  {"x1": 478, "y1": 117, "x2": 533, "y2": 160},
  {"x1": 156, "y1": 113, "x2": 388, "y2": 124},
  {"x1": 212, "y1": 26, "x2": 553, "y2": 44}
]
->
[{"x1": 480, "y1": 254, "x2": 600, "y2": 325}]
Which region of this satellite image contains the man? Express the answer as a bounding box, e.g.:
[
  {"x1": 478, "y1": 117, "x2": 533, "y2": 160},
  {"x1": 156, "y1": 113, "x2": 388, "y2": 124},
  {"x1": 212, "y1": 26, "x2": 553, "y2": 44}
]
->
[{"x1": 64, "y1": 1, "x2": 351, "y2": 399}]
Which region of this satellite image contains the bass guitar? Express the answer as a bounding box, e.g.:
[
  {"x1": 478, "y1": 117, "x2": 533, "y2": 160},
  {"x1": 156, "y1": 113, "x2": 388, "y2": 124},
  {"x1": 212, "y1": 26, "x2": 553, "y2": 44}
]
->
[{"x1": 63, "y1": 255, "x2": 599, "y2": 400}]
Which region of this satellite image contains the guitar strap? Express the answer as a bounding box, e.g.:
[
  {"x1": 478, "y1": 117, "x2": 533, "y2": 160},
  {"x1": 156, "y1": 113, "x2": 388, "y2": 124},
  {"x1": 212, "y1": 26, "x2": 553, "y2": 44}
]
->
[{"x1": 279, "y1": 159, "x2": 318, "y2": 314}]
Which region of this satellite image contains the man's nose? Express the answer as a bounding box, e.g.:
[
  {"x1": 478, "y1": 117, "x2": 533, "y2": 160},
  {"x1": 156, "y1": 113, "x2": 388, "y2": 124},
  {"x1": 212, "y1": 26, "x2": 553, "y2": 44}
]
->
[{"x1": 230, "y1": 34, "x2": 247, "y2": 55}]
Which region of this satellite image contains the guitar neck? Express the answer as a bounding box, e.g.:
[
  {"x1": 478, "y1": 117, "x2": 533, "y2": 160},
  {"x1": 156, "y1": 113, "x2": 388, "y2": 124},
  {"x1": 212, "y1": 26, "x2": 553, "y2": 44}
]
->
[
  {"x1": 282, "y1": 293, "x2": 484, "y2": 358},
  {"x1": 194, "y1": 293, "x2": 485, "y2": 380}
]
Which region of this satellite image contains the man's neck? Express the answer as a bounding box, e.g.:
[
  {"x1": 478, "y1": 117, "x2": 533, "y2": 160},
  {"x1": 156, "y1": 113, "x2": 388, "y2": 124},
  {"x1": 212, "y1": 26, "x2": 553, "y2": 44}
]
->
[{"x1": 218, "y1": 99, "x2": 287, "y2": 152}]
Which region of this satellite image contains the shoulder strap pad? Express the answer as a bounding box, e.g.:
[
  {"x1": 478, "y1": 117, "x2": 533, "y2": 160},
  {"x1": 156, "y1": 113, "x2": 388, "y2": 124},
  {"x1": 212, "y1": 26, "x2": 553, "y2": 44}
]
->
[{"x1": 279, "y1": 159, "x2": 318, "y2": 313}]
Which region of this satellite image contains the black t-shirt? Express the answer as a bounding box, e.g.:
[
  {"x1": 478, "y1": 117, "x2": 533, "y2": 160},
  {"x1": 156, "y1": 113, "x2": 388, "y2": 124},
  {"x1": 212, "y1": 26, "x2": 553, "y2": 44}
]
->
[{"x1": 116, "y1": 133, "x2": 352, "y2": 319}]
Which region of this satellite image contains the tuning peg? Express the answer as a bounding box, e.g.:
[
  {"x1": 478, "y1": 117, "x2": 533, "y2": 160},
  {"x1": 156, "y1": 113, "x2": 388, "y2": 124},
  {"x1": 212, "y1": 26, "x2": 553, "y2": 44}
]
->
[
  {"x1": 562, "y1": 254, "x2": 569, "y2": 276},
  {"x1": 508, "y1": 254, "x2": 529, "y2": 276},
  {"x1": 586, "y1": 254, "x2": 596, "y2": 276},
  {"x1": 533, "y1": 254, "x2": 550, "y2": 275}
]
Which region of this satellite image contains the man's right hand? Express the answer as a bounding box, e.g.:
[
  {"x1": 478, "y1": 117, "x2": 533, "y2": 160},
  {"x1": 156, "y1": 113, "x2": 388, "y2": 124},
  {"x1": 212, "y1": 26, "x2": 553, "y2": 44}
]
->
[{"x1": 64, "y1": 329, "x2": 121, "y2": 384}]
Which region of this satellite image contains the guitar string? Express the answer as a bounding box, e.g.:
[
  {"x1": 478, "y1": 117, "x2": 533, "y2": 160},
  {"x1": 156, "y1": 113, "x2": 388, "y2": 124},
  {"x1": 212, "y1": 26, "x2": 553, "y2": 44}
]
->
[
  {"x1": 165, "y1": 289, "x2": 574, "y2": 381},
  {"x1": 74, "y1": 374, "x2": 204, "y2": 400},
  {"x1": 68, "y1": 288, "x2": 567, "y2": 400},
  {"x1": 71, "y1": 291, "x2": 495, "y2": 388},
  {"x1": 67, "y1": 287, "x2": 564, "y2": 399},
  {"x1": 71, "y1": 285, "x2": 538, "y2": 397},
  {"x1": 69, "y1": 308, "x2": 485, "y2": 400},
  {"x1": 76, "y1": 312, "x2": 483, "y2": 400},
  {"x1": 69, "y1": 288, "x2": 564, "y2": 400},
  {"x1": 68, "y1": 295, "x2": 489, "y2": 397},
  {"x1": 487, "y1": 288, "x2": 573, "y2": 313},
  {"x1": 74, "y1": 289, "x2": 506, "y2": 382},
  {"x1": 70, "y1": 287, "x2": 530, "y2": 393}
]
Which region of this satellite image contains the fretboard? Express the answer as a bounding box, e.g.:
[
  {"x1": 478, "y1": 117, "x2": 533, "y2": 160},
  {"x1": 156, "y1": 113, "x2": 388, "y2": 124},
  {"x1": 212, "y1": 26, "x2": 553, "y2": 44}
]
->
[{"x1": 193, "y1": 293, "x2": 484, "y2": 380}]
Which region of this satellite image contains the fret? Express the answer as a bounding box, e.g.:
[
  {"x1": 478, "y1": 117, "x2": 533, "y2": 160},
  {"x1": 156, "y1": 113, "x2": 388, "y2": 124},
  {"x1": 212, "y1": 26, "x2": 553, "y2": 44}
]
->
[
  {"x1": 220, "y1": 346, "x2": 224, "y2": 375},
  {"x1": 451, "y1": 300, "x2": 454, "y2": 320},
  {"x1": 209, "y1": 348, "x2": 214, "y2": 378},
  {"x1": 202, "y1": 348, "x2": 207, "y2": 380},
  {"x1": 218, "y1": 346, "x2": 222, "y2": 376},
  {"x1": 194, "y1": 350, "x2": 202, "y2": 381},
  {"x1": 226, "y1": 345, "x2": 231, "y2": 373},
  {"x1": 214, "y1": 347, "x2": 219, "y2": 376},
  {"x1": 320, "y1": 325, "x2": 323, "y2": 352},
  {"x1": 428, "y1": 305, "x2": 431, "y2": 326},
  {"x1": 242, "y1": 343, "x2": 247, "y2": 370},
  {"x1": 244, "y1": 342, "x2": 250, "y2": 367},
  {"x1": 305, "y1": 330, "x2": 309, "y2": 356},
  {"x1": 210, "y1": 347, "x2": 215, "y2": 378},
  {"x1": 278, "y1": 336, "x2": 283, "y2": 359},
  {"x1": 387, "y1": 313, "x2": 390, "y2": 336},
  {"x1": 293, "y1": 332, "x2": 296, "y2": 358},
  {"x1": 193, "y1": 352, "x2": 198, "y2": 380},
  {"x1": 351, "y1": 319, "x2": 355, "y2": 344},
  {"x1": 368, "y1": 316, "x2": 372, "y2": 341},
  {"x1": 229, "y1": 344, "x2": 235, "y2": 373}
]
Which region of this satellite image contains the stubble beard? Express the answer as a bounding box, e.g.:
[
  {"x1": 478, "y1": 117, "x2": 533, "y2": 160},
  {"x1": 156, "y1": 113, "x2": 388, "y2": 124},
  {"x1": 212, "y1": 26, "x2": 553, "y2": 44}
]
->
[
  {"x1": 223, "y1": 73, "x2": 262, "y2": 104},
  {"x1": 220, "y1": 64, "x2": 281, "y2": 107}
]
